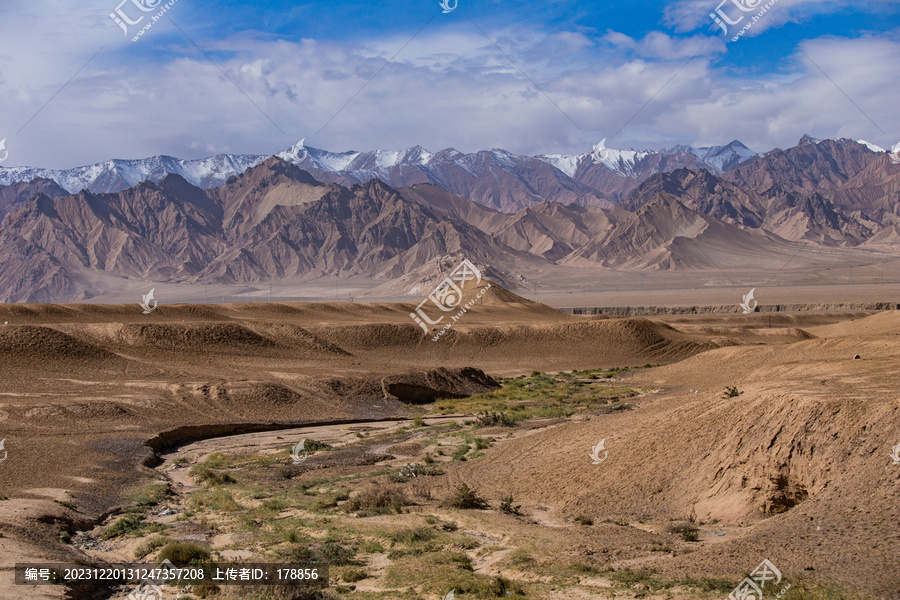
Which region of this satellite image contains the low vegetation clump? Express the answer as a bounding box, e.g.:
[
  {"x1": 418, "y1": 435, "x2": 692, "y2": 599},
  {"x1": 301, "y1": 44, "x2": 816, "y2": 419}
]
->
[
  {"x1": 723, "y1": 385, "x2": 743, "y2": 398},
  {"x1": 190, "y1": 464, "x2": 237, "y2": 485},
  {"x1": 499, "y1": 495, "x2": 522, "y2": 515},
  {"x1": 101, "y1": 515, "x2": 147, "y2": 539},
  {"x1": 475, "y1": 411, "x2": 517, "y2": 428},
  {"x1": 134, "y1": 535, "x2": 172, "y2": 559},
  {"x1": 443, "y1": 484, "x2": 489, "y2": 510},
  {"x1": 606, "y1": 569, "x2": 736, "y2": 594},
  {"x1": 157, "y1": 542, "x2": 211, "y2": 566},
  {"x1": 341, "y1": 568, "x2": 368, "y2": 582},
  {"x1": 316, "y1": 541, "x2": 358, "y2": 565},
  {"x1": 448, "y1": 575, "x2": 526, "y2": 599},
  {"x1": 388, "y1": 526, "x2": 437, "y2": 547},
  {"x1": 124, "y1": 482, "x2": 172, "y2": 508},
  {"x1": 389, "y1": 463, "x2": 444, "y2": 482},
  {"x1": 189, "y1": 488, "x2": 242, "y2": 512},
  {"x1": 667, "y1": 521, "x2": 700, "y2": 542},
  {"x1": 344, "y1": 486, "x2": 409, "y2": 516},
  {"x1": 452, "y1": 443, "x2": 471, "y2": 461},
  {"x1": 302, "y1": 439, "x2": 333, "y2": 452}
]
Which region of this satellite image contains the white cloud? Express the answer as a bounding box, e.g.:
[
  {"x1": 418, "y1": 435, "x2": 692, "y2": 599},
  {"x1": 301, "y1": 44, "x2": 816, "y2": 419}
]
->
[
  {"x1": 664, "y1": 0, "x2": 893, "y2": 36},
  {"x1": 0, "y1": 1, "x2": 897, "y2": 168}
]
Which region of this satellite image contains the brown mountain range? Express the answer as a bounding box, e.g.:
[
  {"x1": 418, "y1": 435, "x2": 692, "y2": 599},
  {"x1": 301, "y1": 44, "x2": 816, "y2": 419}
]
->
[{"x1": 0, "y1": 136, "x2": 897, "y2": 303}]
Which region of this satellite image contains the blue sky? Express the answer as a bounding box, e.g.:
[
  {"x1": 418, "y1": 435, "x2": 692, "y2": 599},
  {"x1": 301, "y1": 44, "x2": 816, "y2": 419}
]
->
[{"x1": 0, "y1": 0, "x2": 898, "y2": 167}]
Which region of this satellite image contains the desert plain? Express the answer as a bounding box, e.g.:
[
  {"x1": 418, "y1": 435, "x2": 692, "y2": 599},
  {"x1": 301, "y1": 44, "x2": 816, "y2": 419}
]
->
[{"x1": 0, "y1": 280, "x2": 898, "y2": 600}]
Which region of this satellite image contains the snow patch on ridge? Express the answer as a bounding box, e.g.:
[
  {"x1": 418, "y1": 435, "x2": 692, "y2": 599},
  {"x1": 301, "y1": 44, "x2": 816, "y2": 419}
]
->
[
  {"x1": 540, "y1": 155, "x2": 580, "y2": 178},
  {"x1": 856, "y1": 140, "x2": 886, "y2": 153}
]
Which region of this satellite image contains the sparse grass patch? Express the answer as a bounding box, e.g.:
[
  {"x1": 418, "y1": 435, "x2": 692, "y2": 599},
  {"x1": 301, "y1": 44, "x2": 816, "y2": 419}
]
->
[
  {"x1": 389, "y1": 463, "x2": 443, "y2": 482},
  {"x1": 341, "y1": 568, "x2": 368, "y2": 583},
  {"x1": 360, "y1": 540, "x2": 385, "y2": 553},
  {"x1": 101, "y1": 514, "x2": 144, "y2": 539},
  {"x1": 779, "y1": 581, "x2": 875, "y2": 600},
  {"x1": 124, "y1": 482, "x2": 172, "y2": 508},
  {"x1": 189, "y1": 488, "x2": 242, "y2": 512},
  {"x1": 605, "y1": 569, "x2": 735, "y2": 593},
  {"x1": 316, "y1": 540, "x2": 357, "y2": 566},
  {"x1": 388, "y1": 526, "x2": 436, "y2": 547},
  {"x1": 200, "y1": 452, "x2": 233, "y2": 469},
  {"x1": 447, "y1": 575, "x2": 526, "y2": 599},
  {"x1": 190, "y1": 464, "x2": 237, "y2": 486},
  {"x1": 508, "y1": 549, "x2": 535, "y2": 568},
  {"x1": 384, "y1": 550, "x2": 473, "y2": 591},
  {"x1": 134, "y1": 535, "x2": 172, "y2": 559},
  {"x1": 451, "y1": 443, "x2": 471, "y2": 461}
]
